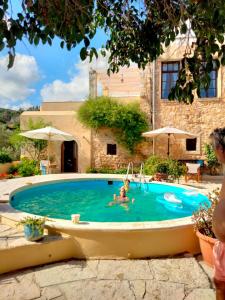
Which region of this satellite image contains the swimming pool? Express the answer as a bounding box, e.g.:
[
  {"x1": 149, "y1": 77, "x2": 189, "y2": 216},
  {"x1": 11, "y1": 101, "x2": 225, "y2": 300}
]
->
[
  {"x1": 10, "y1": 179, "x2": 209, "y2": 222},
  {"x1": 1, "y1": 174, "x2": 210, "y2": 258}
]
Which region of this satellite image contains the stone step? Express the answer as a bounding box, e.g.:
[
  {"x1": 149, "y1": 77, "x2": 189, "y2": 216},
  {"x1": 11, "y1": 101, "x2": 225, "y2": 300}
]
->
[{"x1": 0, "y1": 223, "x2": 74, "y2": 274}]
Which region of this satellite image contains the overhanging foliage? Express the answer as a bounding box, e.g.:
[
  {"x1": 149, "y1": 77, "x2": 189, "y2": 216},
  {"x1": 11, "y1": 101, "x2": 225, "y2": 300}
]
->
[
  {"x1": 1, "y1": 1, "x2": 225, "y2": 102},
  {"x1": 78, "y1": 97, "x2": 149, "y2": 153}
]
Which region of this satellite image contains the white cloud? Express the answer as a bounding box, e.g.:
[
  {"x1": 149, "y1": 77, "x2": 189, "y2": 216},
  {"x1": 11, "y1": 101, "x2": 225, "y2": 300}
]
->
[
  {"x1": 41, "y1": 52, "x2": 109, "y2": 102},
  {"x1": 0, "y1": 54, "x2": 40, "y2": 109}
]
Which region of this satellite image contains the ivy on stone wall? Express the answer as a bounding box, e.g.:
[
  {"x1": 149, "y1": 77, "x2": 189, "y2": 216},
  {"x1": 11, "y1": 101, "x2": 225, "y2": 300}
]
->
[{"x1": 78, "y1": 97, "x2": 149, "y2": 153}]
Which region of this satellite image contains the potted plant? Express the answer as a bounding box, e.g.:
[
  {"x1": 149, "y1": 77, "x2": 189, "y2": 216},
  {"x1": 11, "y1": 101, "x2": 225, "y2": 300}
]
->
[
  {"x1": 167, "y1": 159, "x2": 186, "y2": 183},
  {"x1": 204, "y1": 143, "x2": 220, "y2": 175},
  {"x1": 154, "y1": 162, "x2": 169, "y2": 181},
  {"x1": 17, "y1": 216, "x2": 45, "y2": 241},
  {"x1": 192, "y1": 188, "x2": 219, "y2": 266}
]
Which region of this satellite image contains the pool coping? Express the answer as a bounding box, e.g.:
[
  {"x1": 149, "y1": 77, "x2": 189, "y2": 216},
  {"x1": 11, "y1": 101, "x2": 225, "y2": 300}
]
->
[{"x1": 0, "y1": 173, "x2": 210, "y2": 232}]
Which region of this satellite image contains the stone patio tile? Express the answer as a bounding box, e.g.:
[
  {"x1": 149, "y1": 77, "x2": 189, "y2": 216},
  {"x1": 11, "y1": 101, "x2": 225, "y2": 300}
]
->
[
  {"x1": 0, "y1": 272, "x2": 40, "y2": 300},
  {"x1": 97, "y1": 260, "x2": 153, "y2": 280},
  {"x1": 0, "y1": 228, "x2": 19, "y2": 237},
  {"x1": 59, "y1": 280, "x2": 134, "y2": 300},
  {"x1": 185, "y1": 288, "x2": 215, "y2": 300},
  {"x1": 149, "y1": 257, "x2": 210, "y2": 290},
  {"x1": 0, "y1": 194, "x2": 9, "y2": 203},
  {"x1": 128, "y1": 280, "x2": 146, "y2": 298},
  {"x1": 0, "y1": 224, "x2": 11, "y2": 232},
  {"x1": 35, "y1": 260, "x2": 98, "y2": 287},
  {"x1": 196, "y1": 256, "x2": 214, "y2": 282},
  {"x1": 145, "y1": 280, "x2": 185, "y2": 300},
  {"x1": 0, "y1": 283, "x2": 16, "y2": 299},
  {"x1": 41, "y1": 286, "x2": 63, "y2": 300}
]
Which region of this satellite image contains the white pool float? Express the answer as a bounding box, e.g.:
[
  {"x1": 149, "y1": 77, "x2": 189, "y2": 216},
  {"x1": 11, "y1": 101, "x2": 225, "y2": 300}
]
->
[{"x1": 164, "y1": 193, "x2": 182, "y2": 204}]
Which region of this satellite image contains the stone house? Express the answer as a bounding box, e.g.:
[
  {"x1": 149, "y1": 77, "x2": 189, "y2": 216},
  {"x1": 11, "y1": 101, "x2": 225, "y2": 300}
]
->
[{"x1": 20, "y1": 39, "x2": 225, "y2": 173}]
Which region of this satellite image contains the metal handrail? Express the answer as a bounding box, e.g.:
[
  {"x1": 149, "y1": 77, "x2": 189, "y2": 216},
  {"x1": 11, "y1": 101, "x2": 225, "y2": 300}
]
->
[
  {"x1": 139, "y1": 163, "x2": 145, "y2": 181},
  {"x1": 125, "y1": 162, "x2": 134, "y2": 180}
]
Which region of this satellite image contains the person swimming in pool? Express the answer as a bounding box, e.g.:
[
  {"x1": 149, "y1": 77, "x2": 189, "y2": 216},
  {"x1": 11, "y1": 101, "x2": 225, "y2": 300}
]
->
[
  {"x1": 108, "y1": 185, "x2": 134, "y2": 207},
  {"x1": 123, "y1": 179, "x2": 130, "y2": 192}
]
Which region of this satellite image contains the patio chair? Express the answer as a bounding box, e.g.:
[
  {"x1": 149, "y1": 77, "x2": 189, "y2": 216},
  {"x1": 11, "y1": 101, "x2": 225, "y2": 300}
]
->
[
  {"x1": 185, "y1": 163, "x2": 201, "y2": 183},
  {"x1": 40, "y1": 160, "x2": 50, "y2": 175}
]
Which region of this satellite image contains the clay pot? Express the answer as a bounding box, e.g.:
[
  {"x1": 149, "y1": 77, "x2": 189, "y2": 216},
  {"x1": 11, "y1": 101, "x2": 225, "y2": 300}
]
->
[
  {"x1": 154, "y1": 173, "x2": 168, "y2": 181},
  {"x1": 196, "y1": 230, "x2": 217, "y2": 267}
]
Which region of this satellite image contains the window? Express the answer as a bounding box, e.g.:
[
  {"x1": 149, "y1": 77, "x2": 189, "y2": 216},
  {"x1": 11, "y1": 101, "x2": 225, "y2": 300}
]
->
[
  {"x1": 186, "y1": 138, "x2": 197, "y2": 151},
  {"x1": 161, "y1": 61, "x2": 179, "y2": 99},
  {"x1": 107, "y1": 144, "x2": 117, "y2": 155},
  {"x1": 200, "y1": 62, "x2": 217, "y2": 98}
]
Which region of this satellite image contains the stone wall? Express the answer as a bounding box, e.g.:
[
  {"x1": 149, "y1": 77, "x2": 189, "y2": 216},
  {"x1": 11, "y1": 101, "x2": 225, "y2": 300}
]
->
[
  {"x1": 93, "y1": 67, "x2": 152, "y2": 169},
  {"x1": 91, "y1": 128, "x2": 152, "y2": 169},
  {"x1": 142, "y1": 41, "x2": 225, "y2": 161}
]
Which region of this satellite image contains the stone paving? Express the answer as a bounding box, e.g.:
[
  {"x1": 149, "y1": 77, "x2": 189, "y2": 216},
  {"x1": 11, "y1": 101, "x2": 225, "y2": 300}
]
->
[
  {"x1": 0, "y1": 255, "x2": 215, "y2": 300},
  {"x1": 0, "y1": 220, "x2": 217, "y2": 300}
]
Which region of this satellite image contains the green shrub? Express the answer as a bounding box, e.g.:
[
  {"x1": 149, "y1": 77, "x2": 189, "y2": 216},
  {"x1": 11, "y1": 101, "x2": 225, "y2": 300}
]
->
[
  {"x1": 18, "y1": 159, "x2": 40, "y2": 177},
  {"x1": 86, "y1": 166, "x2": 136, "y2": 174},
  {"x1": 0, "y1": 151, "x2": 12, "y2": 163},
  {"x1": 8, "y1": 164, "x2": 19, "y2": 174},
  {"x1": 167, "y1": 159, "x2": 186, "y2": 180},
  {"x1": 144, "y1": 155, "x2": 186, "y2": 180},
  {"x1": 113, "y1": 168, "x2": 128, "y2": 174},
  {"x1": 204, "y1": 143, "x2": 220, "y2": 174},
  {"x1": 78, "y1": 97, "x2": 148, "y2": 153},
  {"x1": 1, "y1": 146, "x2": 19, "y2": 161},
  {"x1": 86, "y1": 167, "x2": 98, "y2": 173},
  {"x1": 155, "y1": 162, "x2": 169, "y2": 174},
  {"x1": 143, "y1": 155, "x2": 164, "y2": 175}
]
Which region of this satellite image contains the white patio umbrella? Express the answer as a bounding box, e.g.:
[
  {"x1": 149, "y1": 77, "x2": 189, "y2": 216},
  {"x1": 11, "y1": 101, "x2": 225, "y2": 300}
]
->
[
  {"x1": 20, "y1": 126, "x2": 74, "y2": 162},
  {"x1": 142, "y1": 126, "x2": 196, "y2": 156}
]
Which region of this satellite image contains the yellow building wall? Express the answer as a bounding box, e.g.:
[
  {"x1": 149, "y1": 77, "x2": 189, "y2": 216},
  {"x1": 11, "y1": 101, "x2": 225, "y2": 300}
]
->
[
  {"x1": 41, "y1": 101, "x2": 84, "y2": 112},
  {"x1": 20, "y1": 111, "x2": 92, "y2": 173}
]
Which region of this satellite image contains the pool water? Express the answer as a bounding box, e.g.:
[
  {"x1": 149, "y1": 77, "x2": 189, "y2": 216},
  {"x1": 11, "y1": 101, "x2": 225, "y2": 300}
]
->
[{"x1": 10, "y1": 180, "x2": 209, "y2": 222}]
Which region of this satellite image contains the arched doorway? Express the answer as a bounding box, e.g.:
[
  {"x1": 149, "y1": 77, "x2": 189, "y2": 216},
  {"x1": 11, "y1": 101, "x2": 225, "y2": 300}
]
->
[{"x1": 61, "y1": 141, "x2": 78, "y2": 172}]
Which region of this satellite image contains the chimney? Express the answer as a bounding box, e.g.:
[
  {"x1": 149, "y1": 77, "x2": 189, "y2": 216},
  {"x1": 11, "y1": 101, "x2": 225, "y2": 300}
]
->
[{"x1": 89, "y1": 68, "x2": 97, "y2": 99}]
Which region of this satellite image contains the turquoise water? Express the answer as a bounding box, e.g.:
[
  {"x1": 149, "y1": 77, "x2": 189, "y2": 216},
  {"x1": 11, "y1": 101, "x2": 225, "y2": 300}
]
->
[{"x1": 10, "y1": 180, "x2": 209, "y2": 222}]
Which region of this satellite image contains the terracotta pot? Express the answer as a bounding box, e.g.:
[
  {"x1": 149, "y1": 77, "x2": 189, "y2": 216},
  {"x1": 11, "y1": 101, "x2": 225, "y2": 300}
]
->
[
  {"x1": 196, "y1": 230, "x2": 217, "y2": 267},
  {"x1": 154, "y1": 173, "x2": 168, "y2": 181}
]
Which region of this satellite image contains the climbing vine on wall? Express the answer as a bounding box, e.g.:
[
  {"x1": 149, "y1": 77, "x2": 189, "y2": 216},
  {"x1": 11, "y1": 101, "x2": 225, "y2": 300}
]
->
[{"x1": 78, "y1": 97, "x2": 149, "y2": 153}]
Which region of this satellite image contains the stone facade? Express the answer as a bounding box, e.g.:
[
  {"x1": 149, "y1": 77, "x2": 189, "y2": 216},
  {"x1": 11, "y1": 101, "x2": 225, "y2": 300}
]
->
[
  {"x1": 91, "y1": 128, "x2": 151, "y2": 169},
  {"x1": 95, "y1": 39, "x2": 225, "y2": 166},
  {"x1": 90, "y1": 67, "x2": 152, "y2": 169},
  {"x1": 20, "y1": 39, "x2": 225, "y2": 172},
  {"x1": 151, "y1": 41, "x2": 225, "y2": 160}
]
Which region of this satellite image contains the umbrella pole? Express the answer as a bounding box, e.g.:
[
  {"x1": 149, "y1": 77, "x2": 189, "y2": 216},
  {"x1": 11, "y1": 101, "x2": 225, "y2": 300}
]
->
[
  {"x1": 47, "y1": 139, "x2": 50, "y2": 174},
  {"x1": 167, "y1": 133, "x2": 170, "y2": 157}
]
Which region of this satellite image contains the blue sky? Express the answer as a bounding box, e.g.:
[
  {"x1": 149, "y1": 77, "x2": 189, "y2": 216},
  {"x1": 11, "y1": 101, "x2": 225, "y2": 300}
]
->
[{"x1": 0, "y1": 1, "x2": 107, "y2": 109}]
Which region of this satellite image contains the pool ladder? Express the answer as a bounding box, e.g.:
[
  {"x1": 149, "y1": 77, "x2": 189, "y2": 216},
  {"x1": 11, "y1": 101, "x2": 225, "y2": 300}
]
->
[
  {"x1": 125, "y1": 162, "x2": 149, "y2": 190},
  {"x1": 125, "y1": 162, "x2": 134, "y2": 180},
  {"x1": 138, "y1": 163, "x2": 148, "y2": 190}
]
